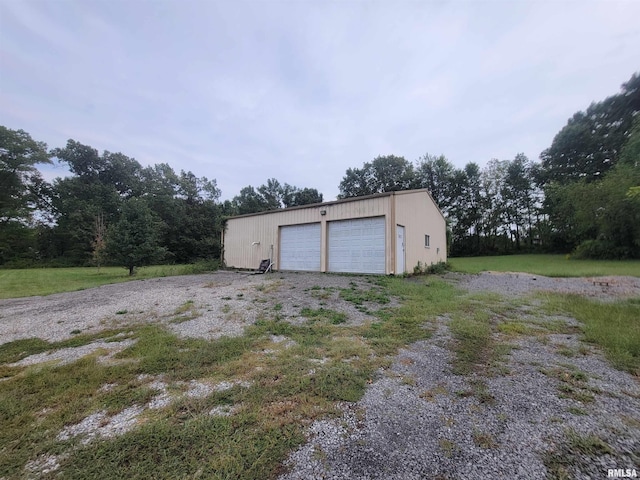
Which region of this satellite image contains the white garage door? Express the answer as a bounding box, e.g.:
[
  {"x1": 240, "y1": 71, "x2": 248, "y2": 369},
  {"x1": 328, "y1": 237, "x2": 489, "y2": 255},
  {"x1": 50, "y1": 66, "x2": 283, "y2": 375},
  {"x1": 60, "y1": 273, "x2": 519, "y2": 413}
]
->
[
  {"x1": 280, "y1": 223, "x2": 321, "y2": 271},
  {"x1": 328, "y1": 217, "x2": 386, "y2": 274}
]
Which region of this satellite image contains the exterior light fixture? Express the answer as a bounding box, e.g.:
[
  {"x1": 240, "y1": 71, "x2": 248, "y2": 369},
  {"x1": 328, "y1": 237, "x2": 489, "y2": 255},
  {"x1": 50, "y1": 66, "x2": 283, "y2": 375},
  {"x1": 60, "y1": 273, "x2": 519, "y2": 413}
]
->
[{"x1": 320, "y1": 210, "x2": 327, "y2": 216}]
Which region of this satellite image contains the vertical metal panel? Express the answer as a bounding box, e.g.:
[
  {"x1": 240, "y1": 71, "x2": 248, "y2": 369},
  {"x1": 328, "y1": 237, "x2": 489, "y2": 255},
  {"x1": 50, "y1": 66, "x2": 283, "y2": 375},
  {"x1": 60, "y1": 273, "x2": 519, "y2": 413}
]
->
[
  {"x1": 394, "y1": 191, "x2": 447, "y2": 272},
  {"x1": 396, "y1": 225, "x2": 406, "y2": 273}
]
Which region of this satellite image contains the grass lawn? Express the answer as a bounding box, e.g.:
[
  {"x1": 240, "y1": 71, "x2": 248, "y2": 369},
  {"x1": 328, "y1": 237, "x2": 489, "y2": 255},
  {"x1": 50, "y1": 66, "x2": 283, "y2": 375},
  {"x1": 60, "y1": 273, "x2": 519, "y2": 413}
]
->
[
  {"x1": 449, "y1": 254, "x2": 640, "y2": 278},
  {"x1": 0, "y1": 264, "x2": 216, "y2": 299}
]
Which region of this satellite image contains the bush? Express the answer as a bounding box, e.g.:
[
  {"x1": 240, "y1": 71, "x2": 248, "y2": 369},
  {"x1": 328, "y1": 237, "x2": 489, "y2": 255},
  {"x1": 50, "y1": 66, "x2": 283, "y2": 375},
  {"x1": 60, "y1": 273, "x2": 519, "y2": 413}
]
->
[
  {"x1": 572, "y1": 240, "x2": 636, "y2": 260},
  {"x1": 412, "y1": 261, "x2": 450, "y2": 276}
]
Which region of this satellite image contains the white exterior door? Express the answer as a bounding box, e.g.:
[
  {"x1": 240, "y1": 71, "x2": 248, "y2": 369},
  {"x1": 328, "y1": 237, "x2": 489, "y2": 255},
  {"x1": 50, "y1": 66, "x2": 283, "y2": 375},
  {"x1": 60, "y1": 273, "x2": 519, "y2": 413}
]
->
[
  {"x1": 396, "y1": 225, "x2": 405, "y2": 274},
  {"x1": 280, "y1": 223, "x2": 321, "y2": 271},
  {"x1": 328, "y1": 217, "x2": 386, "y2": 274}
]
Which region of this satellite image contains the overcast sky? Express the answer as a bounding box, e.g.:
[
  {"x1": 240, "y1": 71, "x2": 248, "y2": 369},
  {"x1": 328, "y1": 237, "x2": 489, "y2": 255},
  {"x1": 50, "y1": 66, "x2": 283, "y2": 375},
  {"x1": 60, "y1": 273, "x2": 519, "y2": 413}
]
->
[{"x1": 1, "y1": 1, "x2": 639, "y2": 201}]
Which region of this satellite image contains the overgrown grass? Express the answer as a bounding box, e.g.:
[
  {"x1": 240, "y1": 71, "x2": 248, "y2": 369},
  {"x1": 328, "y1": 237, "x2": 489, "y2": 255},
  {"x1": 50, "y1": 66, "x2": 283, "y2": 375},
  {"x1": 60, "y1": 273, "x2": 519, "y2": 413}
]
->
[
  {"x1": 446, "y1": 293, "x2": 517, "y2": 379},
  {"x1": 449, "y1": 254, "x2": 640, "y2": 277},
  {"x1": 542, "y1": 294, "x2": 640, "y2": 375},
  {"x1": 0, "y1": 261, "x2": 219, "y2": 299},
  {"x1": 300, "y1": 307, "x2": 348, "y2": 325}
]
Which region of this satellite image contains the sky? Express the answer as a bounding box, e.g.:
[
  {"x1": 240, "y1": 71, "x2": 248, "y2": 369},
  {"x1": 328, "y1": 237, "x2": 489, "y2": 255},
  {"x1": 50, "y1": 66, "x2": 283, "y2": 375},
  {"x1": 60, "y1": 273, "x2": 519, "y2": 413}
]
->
[{"x1": 1, "y1": 1, "x2": 639, "y2": 201}]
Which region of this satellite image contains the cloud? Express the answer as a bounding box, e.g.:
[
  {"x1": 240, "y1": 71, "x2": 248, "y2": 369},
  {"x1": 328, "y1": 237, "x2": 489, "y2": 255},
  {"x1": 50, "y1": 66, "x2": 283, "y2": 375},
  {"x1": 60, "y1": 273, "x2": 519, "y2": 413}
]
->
[{"x1": 1, "y1": 0, "x2": 639, "y2": 201}]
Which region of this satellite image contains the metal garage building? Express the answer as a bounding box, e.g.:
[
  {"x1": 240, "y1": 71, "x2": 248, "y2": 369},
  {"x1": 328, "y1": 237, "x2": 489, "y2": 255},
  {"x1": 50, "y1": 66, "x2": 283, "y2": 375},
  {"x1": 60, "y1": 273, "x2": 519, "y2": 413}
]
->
[{"x1": 222, "y1": 189, "x2": 447, "y2": 275}]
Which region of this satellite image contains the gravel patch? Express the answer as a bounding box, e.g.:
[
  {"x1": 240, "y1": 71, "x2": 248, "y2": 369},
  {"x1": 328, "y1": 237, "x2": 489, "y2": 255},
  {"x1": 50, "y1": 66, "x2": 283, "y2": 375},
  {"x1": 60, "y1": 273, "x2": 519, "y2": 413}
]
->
[
  {"x1": 0, "y1": 271, "x2": 386, "y2": 347},
  {"x1": 57, "y1": 405, "x2": 144, "y2": 444},
  {"x1": 446, "y1": 271, "x2": 640, "y2": 300},
  {"x1": 9, "y1": 338, "x2": 136, "y2": 367},
  {"x1": 280, "y1": 274, "x2": 640, "y2": 480},
  {"x1": 3, "y1": 270, "x2": 638, "y2": 478}
]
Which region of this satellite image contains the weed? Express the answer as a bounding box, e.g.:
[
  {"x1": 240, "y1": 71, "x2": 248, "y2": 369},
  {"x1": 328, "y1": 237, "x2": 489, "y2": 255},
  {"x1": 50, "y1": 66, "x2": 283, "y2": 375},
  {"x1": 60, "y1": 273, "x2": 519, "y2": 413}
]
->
[
  {"x1": 498, "y1": 321, "x2": 535, "y2": 336},
  {"x1": 300, "y1": 308, "x2": 348, "y2": 325},
  {"x1": 255, "y1": 280, "x2": 282, "y2": 294},
  {"x1": 439, "y1": 438, "x2": 458, "y2": 458},
  {"x1": 413, "y1": 261, "x2": 450, "y2": 275},
  {"x1": 473, "y1": 429, "x2": 498, "y2": 449},
  {"x1": 339, "y1": 286, "x2": 390, "y2": 306},
  {"x1": 401, "y1": 375, "x2": 416, "y2": 386},
  {"x1": 548, "y1": 366, "x2": 595, "y2": 403},
  {"x1": 173, "y1": 300, "x2": 194, "y2": 314},
  {"x1": 557, "y1": 346, "x2": 577, "y2": 357},
  {"x1": 116, "y1": 310, "x2": 128, "y2": 315},
  {"x1": 311, "y1": 290, "x2": 331, "y2": 300},
  {"x1": 274, "y1": 303, "x2": 283, "y2": 312},
  {"x1": 419, "y1": 384, "x2": 448, "y2": 401},
  {"x1": 169, "y1": 300, "x2": 201, "y2": 324},
  {"x1": 568, "y1": 406, "x2": 587, "y2": 415}
]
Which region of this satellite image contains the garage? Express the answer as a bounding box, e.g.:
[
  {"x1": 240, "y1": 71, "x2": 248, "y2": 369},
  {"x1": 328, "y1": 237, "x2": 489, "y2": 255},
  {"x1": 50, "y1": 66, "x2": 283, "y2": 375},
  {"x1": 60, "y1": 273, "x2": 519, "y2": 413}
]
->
[
  {"x1": 223, "y1": 189, "x2": 447, "y2": 275},
  {"x1": 328, "y1": 217, "x2": 385, "y2": 274},
  {"x1": 279, "y1": 223, "x2": 321, "y2": 271}
]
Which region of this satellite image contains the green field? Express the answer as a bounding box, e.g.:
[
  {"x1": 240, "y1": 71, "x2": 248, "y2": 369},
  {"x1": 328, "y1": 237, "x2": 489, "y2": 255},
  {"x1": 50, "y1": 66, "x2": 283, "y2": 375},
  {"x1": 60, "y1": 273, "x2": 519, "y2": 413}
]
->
[
  {"x1": 0, "y1": 264, "x2": 217, "y2": 299},
  {"x1": 449, "y1": 254, "x2": 640, "y2": 278}
]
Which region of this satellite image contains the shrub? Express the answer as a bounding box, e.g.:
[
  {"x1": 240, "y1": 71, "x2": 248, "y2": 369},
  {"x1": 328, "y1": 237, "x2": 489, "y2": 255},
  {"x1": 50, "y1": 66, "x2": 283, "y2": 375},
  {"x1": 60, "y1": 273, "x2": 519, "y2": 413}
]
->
[
  {"x1": 412, "y1": 261, "x2": 450, "y2": 275},
  {"x1": 572, "y1": 240, "x2": 635, "y2": 260}
]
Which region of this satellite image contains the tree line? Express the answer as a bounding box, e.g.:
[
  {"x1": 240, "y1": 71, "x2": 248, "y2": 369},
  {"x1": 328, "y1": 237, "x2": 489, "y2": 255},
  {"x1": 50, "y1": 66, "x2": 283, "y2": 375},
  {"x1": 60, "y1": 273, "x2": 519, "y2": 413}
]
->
[
  {"x1": 0, "y1": 133, "x2": 322, "y2": 271},
  {"x1": 337, "y1": 73, "x2": 639, "y2": 258},
  {"x1": 1, "y1": 72, "x2": 638, "y2": 270}
]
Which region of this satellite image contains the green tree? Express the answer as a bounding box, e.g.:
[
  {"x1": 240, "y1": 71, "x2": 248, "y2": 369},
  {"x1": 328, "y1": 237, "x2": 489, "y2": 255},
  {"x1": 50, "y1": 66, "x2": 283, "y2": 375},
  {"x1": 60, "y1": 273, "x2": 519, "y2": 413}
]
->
[
  {"x1": 449, "y1": 163, "x2": 484, "y2": 255},
  {"x1": 414, "y1": 154, "x2": 456, "y2": 214},
  {"x1": 547, "y1": 119, "x2": 640, "y2": 258},
  {"x1": 540, "y1": 72, "x2": 640, "y2": 184},
  {"x1": 232, "y1": 186, "x2": 272, "y2": 214},
  {"x1": 0, "y1": 126, "x2": 51, "y2": 225},
  {"x1": 49, "y1": 140, "x2": 144, "y2": 264},
  {"x1": 231, "y1": 180, "x2": 323, "y2": 214},
  {"x1": 0, "y1": 127, "x2": 51, "y2": 265},
  {"x1": 288, "y1": 187, "x2": 323, "y2": 207},
  {"x1": 501, "y1": 154, "x2": 538, "y2": 250},
  {"x1": 105, "y1": 198, "x2": 166, "y2": 275},
  {"x1": 338, "y1": 155, "x2": 415, "y2": 198}
]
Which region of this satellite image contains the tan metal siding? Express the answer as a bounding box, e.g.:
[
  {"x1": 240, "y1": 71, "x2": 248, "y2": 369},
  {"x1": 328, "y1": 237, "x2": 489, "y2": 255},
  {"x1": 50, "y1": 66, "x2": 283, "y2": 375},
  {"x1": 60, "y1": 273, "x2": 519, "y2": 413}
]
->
[
  {"x1": 224, "y1": 196, "x2": 393, "y2": 272},
  {"x1": 394, "y1": 191, "x2": 447, "y2": 272}
]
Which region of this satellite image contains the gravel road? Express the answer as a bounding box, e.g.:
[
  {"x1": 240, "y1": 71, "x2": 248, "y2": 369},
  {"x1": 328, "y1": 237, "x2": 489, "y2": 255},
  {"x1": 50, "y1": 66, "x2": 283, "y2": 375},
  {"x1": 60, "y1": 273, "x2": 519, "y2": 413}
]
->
[{"x1": 1, "y1": 270, "x2": 639, "y2": 479}]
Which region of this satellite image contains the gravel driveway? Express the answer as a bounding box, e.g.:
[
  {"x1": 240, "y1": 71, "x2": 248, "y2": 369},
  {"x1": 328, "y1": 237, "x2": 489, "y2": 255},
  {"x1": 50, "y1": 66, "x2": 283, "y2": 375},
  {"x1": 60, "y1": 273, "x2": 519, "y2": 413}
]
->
[{"x1": 1, "y1": 270, "x2": 639, "y2": 479}]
